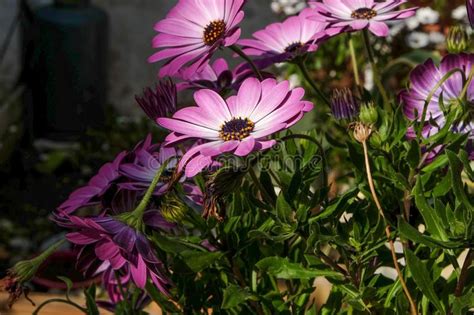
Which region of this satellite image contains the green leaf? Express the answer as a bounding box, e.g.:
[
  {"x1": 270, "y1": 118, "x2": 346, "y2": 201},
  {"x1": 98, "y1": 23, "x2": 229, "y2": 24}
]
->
[
  {"x1": 398, "y1": 217, "x2": 462, "y2": 249},
  {"x1": 151, "y1": 234, "x2": 193, "y2": 254},
  {"x1": 309, "y1": 188, "x2": 358, "y2": 223},
  {"x1": 405, "y1": 249, "x2": 445, "y2": 313},
  {"x1": 180, "y1": 250, "x2": 225, "y2": 273},
  {"x1": 406, "y1": 141, "x2": 421, "y2": 169},
  {"x1": 276, "y1": 193, "x2": 293, "y2": 223},
  {"x1": 446, "y1": 150, "x2": 474, "y2": 211},
  {"x1": 256, "y1": 257, "x2": 343, "y2": 280},
  {"x1": 221, "y1": 284, "x2": 254, "y2": 309},
  {"x1": 84, "y1": 284, "x2": 100, "y2": 315},
  {"x1": 413, "y1": 179, "x2": 449, "y2": 241}
]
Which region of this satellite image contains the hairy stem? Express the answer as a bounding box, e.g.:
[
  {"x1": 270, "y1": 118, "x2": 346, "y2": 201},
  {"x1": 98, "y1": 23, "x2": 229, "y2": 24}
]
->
[
  {"x1": 230, "y1": 45, "x2": 263, "y2": 80},
  {"x1": 362, "y1": 140, "x2": 418, "y2": 315}
]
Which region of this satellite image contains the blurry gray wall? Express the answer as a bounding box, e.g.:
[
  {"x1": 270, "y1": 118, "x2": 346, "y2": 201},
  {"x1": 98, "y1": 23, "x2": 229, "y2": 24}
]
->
[{"x1": 0, "y1": 0, "x2": 276, "y2": 116}]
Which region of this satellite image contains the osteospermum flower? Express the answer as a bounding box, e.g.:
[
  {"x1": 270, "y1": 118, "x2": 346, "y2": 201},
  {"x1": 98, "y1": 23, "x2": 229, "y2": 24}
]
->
[
  {"x1": 148, "y1": 0, "x2": 245, "y2": 77},
  {"x1": 158, "y1": 77, "x2": 314, "y2": 177},
  {"x1": 468, "y1": 0, "x2": 474, "y2": 27},
  {"x1": 400, "y1": 53, "x2": 474, "y2": 159},
  {"x1": 57, "y1": 151, "x2": 126, "y2": 214},
  {"x1": 308, "y1": 0, "x2": 417, "y2": 37},
  {"x1": 239, "y1": 9, "x2": 330, "y2": 67}
]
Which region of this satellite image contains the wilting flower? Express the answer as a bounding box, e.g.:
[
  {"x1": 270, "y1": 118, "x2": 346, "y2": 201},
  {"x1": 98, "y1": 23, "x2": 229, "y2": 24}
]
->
[
  {"x1": 330, "y1": 88, "x2": 359, "y2": 120},
  {"x1": 57, "y1": 151, "x2": 126, "y2": 214},
  {"x1": 176, "y1": 58, "x2": 255, "y2": 93},
  {"x1": 308, "y1": 0, "x2": 417, "y2": 37},
  {"x1": 136, "y1": 79, "x2": 177, "y2": 122},
  {"x1": 148, "y1": 0, "x2": 245, "y2": 77},
  {"x1": 239, "y1": 9, "x2": 329, "y2": 67},
  {"x1": 468, "y1": 0, "x2": 474, "y2": 27},
  {"x1": 400, "y1": 53, "x2": 474, "y2": 159},
  {"x1": 158, "y1": 77, "x2": 314, "y2": 177}
]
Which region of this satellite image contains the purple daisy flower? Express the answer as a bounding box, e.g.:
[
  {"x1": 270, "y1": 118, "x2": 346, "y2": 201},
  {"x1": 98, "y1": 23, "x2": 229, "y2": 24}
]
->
[
  {"x1": 468, "y1": 0, "x2": 474, "y2": 28},
  {"x1": 400, "y1": 53, "x2": 474, "y2": 159},
  {"x1": 57, "y1": 151, "x2": 127, "y2": 214},
  {"x1": 158, "y1": 77, "x2": 314, "y2": 177},
  {"x1": 238, "y1": 8, "x2": 329, "y2": 67},
  {"x1": 66, "y1": 215, "x2": 170, "y2": 292},
  {"x1": 308, "y1": 0, "x2": 417, "y2": 37},
  {"x1": 176, "y1": 58, "x2": 256, "y2": 93},
  {"x1": 136, "y1": 79, "x2": 177, "y2": 123},
  {"x1": 148, "y1": 0, "x2": 245, "y2": 77}
]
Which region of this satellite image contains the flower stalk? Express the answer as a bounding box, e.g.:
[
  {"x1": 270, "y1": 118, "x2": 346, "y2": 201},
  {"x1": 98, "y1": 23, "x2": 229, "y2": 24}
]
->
[
  {"x1": 230, "y1": 45, "x2": 263, "y2": 80},
  {"x1": 296, "y1": 60, "x2": 331, "y2": 107},
  {"x1": 356, "y1": 124, "x2": 418, "y2": 315}
]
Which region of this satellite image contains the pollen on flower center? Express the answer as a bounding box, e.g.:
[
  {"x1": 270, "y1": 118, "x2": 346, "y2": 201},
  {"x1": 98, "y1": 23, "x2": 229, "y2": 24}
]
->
[
  {"x1": 203, "y1": 20, "x2": 226, "y2": 46},
  {"x1": 351, "y1": 7, "x2": 377, "y2": 20},
  {"x1": 285, "y1": 42, "x2": 303, "y2": 53},
  {"x1": 219, "y1": 117, "x2": 255, "y2": 141}
]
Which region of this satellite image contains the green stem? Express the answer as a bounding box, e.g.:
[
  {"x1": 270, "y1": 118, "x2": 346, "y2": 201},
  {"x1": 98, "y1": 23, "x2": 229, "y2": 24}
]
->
[
  {"x1": 296, "y1": 61, "x2": 331, "y2": 107},
  {"x1": 361, "y1": 30, "x2": 390, "y2": 110},
  {"x1": 133, "y1": 160, "x2": 170, "y2": 220},
  {"x1": 248, "y1": 166, "x2": 274, "y2": 205},
  {"x1": 35, "y1": 239, "x2": 66, "y2": 265},
  {"x1": 348, "y1": 35, "x2": 361, "y2": 88},
  {"x1": 33, "y1": 299, "x2": 87, "y2": 315},
  {"x1": 230, "y1": 45, "x2": 263, "y2": 80}
]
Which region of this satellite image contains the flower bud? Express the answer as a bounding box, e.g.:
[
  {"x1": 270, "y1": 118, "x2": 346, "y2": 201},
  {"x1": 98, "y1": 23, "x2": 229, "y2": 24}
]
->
[
  {"x1": 359, "y1": 103, "x2": 379, "y2": 125},
  {"x1": 135, "y1": 79, "x2": 177, "y2": 122},
  {"x1": 447, "y1": 26, "x2": 468, "y2": 54},
  {"x1": 352, "y1": 122, "x2": 373, "y2": 143},
  {"x1": 160, "y1": 192, "x2": 188, "y2": 223},
  {"x1": 330, "y1": 88, "x2": 359, "y2": 120}
]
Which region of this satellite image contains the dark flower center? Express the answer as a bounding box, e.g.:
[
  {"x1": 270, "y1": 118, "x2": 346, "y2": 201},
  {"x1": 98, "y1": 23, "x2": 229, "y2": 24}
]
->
[
  {"x1": 351, "y1": 7, "x2": 377, "y2": 19},
  {"x1": 203, "y1": 20, "x2": 226, "y2": 46},
  {"x1": 219, "y1": 117, "x2": 255, "y2": 141},
  {"x1": 285, "y1": 42, "x2": 303, "y2": 53}
]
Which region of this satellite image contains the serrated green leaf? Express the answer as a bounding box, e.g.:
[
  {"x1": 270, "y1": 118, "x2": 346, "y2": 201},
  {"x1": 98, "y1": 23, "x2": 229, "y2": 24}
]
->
[
  {"x1": 413, "y1": 178, "x2": 449, "y2": 241},
  {"x1": 446, "y1": 150, "x2": 474, "y2": 211},
  {"x1": 221, "y1": 284, "x2": 254, "y2": 309},
  {"x1": 405, "y1": 249, "x2": 445, "y2": 313},
  {"x1": 398, "y1": 217, "x2": 462, "y2": 249},
  {"x1": 256, "y1": 257, "x2": 343, "y2": 280}
]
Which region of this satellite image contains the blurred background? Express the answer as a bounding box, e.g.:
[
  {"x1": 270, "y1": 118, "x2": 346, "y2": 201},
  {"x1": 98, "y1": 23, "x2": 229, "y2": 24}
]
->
[{"x1": 0, "y1": 0, "x2": 470, "y2": 297}]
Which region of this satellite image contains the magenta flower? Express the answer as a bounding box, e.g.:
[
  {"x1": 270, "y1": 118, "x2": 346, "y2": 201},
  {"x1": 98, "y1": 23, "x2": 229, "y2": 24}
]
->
[
  {"x1": 176, "y1": 58, "x2": 256, "y2": 93},
  {"x1": 158, "y1": 77, "x2": 314, "y2": 177},
  {"x1": 57, "y1": 151, "x2": 126, "y2": 214},
  {"x1": 136, "y1": 79, "x2": 177, "y2": 123},
  {"x1": 239, "y1": 9, "x2": 329, "y2": 67},
  {"x1": 66, "y1": 215, "x2": 170, "y2": 292},
  {"x1": 468, "y1": 0, "x2": 474, "y2": 28},
  {"x1": 148, "y1": 0, "x2": 245, "y2": 77},
  {"x1": 308, "y1": 0, "x2": 417, "y2": 37},
  {"x1": 400, "y1": 53, "x2": 474, "y2": 159}
]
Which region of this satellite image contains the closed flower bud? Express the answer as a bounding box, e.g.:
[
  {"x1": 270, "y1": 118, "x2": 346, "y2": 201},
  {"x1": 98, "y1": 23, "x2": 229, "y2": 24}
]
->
[
  {"x1": 447, "y1": 26, "x2": 468, "y2": 54},
  {"x1": 160, "y1": 193, "x2": 188, "y2": 223},
  {"x1": 330, "y1": 88, "x2": 359, "y2": 120},
  {"x1": 359, "y1": 103, "x2": 379, "y2": 125},
  {"x1": 135, "y1": 79, "x2": 177, "y2": 122}
]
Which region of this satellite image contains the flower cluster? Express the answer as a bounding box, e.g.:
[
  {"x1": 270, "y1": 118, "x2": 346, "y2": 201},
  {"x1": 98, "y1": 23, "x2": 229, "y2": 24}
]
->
[{"x1": 26, "y1": 0, "x2": 474, "y2": 313}]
